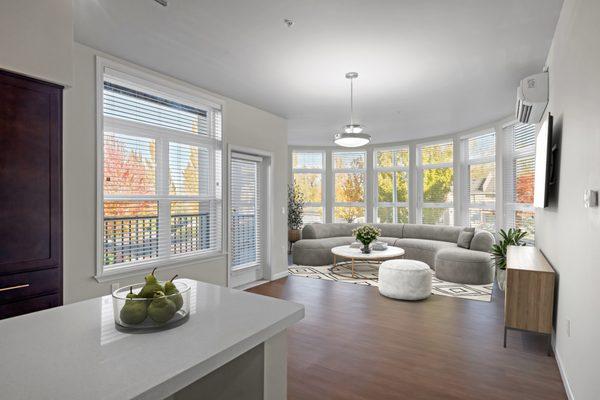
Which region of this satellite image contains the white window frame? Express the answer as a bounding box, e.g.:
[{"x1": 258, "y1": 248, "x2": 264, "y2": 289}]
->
[
  {"x1": 332, "y1": 150, "x2": 367, "y2": 223},
  {"x1": 291, "y1": 150, "x2": 326, "y2": 224},
  {"x1": 502, "y1": 121, "x2": 536, "y2": 240},
  {"x1": 373, "y1": 146, "x2": 410, "y2": 223},
  {"x1": 417, "y1": 139, "x2": 454, "y2": 224},
  {"x1": 460, "y1": 130, "x2": 496, "y2": 230},
  {"x1": 95, "y1": 57, "x2": 225, "y2": 281}
]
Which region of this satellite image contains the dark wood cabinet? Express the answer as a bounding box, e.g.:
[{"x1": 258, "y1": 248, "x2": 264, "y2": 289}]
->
[{"x1": 0, "y1": 69, "x2": 63, "y2": 319}]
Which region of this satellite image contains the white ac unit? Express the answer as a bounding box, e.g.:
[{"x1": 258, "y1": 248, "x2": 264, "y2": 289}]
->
[{"x1": 515, "y1": 72, "x2": 548, "y2": 124}]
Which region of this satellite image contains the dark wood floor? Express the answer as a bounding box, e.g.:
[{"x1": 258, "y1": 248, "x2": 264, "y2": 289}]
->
[{"x1": 248, "y1": 276, "x2": 567, "y2": 400}]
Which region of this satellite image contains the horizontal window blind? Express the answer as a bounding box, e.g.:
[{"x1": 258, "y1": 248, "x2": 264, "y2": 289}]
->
[
  {"x1": 292, "y1": 152, "x2": 323, "y2": 169},
  {"x1": 100, "y1": 67, "x2": 222, "y2": 273},
  {"x1": 333, "y1": 151, "x2": 366, "y2": 169},
  {"x1": 464, "y1": 131, "x2": 496, "y2": 231},
  {"x1": 503, "y1": 122, "x2": 536, "y2": 240},
  {"x1": 230, "y1": 156, "x2": 261, "y2": 269}
]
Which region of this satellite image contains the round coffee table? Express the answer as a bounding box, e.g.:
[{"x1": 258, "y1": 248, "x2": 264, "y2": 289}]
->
[{"x1": 330, "y1": 245, "x2": 405, "y2": 278}]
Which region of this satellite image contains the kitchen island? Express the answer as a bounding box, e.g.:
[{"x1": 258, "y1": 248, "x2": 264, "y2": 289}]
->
[{"x1": 0, "y1": 279, "x2": 304, "y2": 400}]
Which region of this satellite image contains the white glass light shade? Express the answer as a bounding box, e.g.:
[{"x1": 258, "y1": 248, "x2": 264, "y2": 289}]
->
[{"x1": 334, "y1": 132, "x2": 371, "y2": 147}]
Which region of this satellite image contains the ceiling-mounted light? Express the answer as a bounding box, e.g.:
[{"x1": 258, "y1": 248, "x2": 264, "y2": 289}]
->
[
  {"x1": 154, "y1": 0, "x2": 168, "y2": 7},
  {"x1": 334, "y1": 72, "x2": 371, "y2": 147}
]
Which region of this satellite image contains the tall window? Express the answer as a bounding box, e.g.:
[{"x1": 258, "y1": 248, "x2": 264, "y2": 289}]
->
[
  {"x1": 333, "y1": 151, "x2": 366, "y2": 223},
  {"x1": 291, "y1": 151, "x2": 325, "y2": 224},
  {"x1": 463, "y1": 131, "x2": 496, "y2": 231},
  {"x1": 503, "y1": 122, "x2": 536, "y2": 240},
  {"x1": 418, "y1": 141, "x2": 454, "y2": 225},
  {"x1": 374, "y1": 147, "x2": 409, "y2": 223},
  {"x1": 99, "y1": 64, "x2": 222, "y2": 275}
]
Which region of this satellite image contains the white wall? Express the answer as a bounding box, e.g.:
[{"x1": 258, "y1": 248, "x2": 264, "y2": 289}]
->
[
  {"x1": 0, "y1": 0, "x2": 73, "y2": 86},
  {"x1": 64, "y1": 43, "x2": 288, "y2": 303},
  {"x1": 535, "y1": 0, "x2": 600, "y2": 398}
]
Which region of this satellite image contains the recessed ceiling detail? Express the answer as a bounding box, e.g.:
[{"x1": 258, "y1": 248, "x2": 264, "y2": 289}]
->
[{"x1": 74, "y1": 0, "x2": 563, "y2": 145}]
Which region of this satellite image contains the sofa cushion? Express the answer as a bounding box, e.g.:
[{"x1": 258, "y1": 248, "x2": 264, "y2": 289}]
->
[
  {"x1": 393, "y1": 238, "x2": 456, "y2": 268},
  {"x1": 302, "y1": 223, "x2": 360, "y2": 239},
  {"x1": 470, "y1": 230, "x2": 495, "y2": 252},
  {"x1": 402, "y1": 224, "x2": 463, "y2": 243},
  {"x1": 377, "y1": 237, "x2": 400, "y2": 246},
  {"x1": 373, "y1": 224, "x2": 404, "y2": 238},
  {"x1": 457, "y1": 227, "x2": 475, "y2": 249}
]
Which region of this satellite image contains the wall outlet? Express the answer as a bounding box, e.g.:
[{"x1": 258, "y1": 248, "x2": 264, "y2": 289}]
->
[
  {"x1": 566, "y1": 319, "x2": 571, "y2": 337},
  {"x1": 111, "y1": 282, "x2": 119, "y2": 294}
]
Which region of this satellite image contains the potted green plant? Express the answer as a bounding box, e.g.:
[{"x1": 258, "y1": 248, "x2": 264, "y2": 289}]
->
[
  {"x1": 352, "y1": 225, "x2": 382, "y2": 254},
  {"x1": 491, "y1": 228, "x2": 528, "y2": 291},
  {"x1": 288, "y1": 184, "x2": 304, "y2": 249}
]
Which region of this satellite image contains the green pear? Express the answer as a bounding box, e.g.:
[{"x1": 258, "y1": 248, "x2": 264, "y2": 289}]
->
[
  {"x1": 147, "y1": 291, "x2": 177, "y2": 324},
  {"x1": 164, "y1": 275, "x2": 184, "y2": 311},
  {"x1": 138, "y1": 268, "x2": 164, "y2": 299},
  {"x1": 119, "y1": 287, "x2": 147, "y2": 325}
]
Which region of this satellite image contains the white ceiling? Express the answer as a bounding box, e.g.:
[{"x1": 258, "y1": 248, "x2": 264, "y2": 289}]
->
[{"x1": 74, "y1": 0, "x2": 563, "y2": 145}]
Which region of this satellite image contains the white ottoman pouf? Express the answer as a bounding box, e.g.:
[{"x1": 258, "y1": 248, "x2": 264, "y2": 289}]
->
[{"x1": 378, "y1": 260, "x2": 432, "y2": 300}]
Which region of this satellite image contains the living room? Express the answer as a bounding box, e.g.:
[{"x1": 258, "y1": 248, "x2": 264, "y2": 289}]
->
[{"x1": 0, "y1": 0, "x2": 598, "y2": 399}]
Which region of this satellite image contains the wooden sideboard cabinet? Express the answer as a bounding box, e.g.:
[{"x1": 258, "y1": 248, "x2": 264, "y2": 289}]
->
[
  {"x1": 0, "y1": 69, "x2": 63, "y2": 319},
  {"x1": 504, "y1": 245, "x2": 556, "y2": 355}
]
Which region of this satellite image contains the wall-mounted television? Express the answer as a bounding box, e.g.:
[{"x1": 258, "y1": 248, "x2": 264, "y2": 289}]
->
[{"x1": 534, "y1": 112, "x2": 553, "y2": 208}]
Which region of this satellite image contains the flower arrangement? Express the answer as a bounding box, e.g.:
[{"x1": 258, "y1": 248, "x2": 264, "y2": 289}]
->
[{"x1": 352, "y1": 225, "x2": 381, "y2": 253}]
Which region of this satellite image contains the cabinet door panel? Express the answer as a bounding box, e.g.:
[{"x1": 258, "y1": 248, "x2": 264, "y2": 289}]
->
[{"x1": 0, "y1": 70, "x2": 62, "y2": 307}]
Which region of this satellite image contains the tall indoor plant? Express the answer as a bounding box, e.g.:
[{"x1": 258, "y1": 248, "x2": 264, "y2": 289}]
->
[
  {"x1": 491, "y1": 228, "x2": 528, "y2": 291},
  {"x1": 288, "y1": 185, "x2": 304, "y2": 251}
]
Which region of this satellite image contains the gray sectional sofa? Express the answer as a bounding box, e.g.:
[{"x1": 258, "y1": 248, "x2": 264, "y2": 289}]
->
[{"x1": 292, "y1": 223, "x2": 495, "y2": 284}]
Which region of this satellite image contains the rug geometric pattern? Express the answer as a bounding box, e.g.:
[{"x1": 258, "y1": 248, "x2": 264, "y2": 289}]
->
[{"x1": 289, "y1": 264, "x2": 493, "y2": 302}]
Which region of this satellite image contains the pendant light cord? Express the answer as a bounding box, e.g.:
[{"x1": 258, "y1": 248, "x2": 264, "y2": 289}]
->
[{"x1": 349, "y1": 77, "x2": 354, "y2": 125}]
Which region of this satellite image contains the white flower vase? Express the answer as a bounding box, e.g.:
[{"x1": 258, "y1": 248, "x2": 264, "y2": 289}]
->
[{"x1": 496, "y1": 268, "x2": 507, "y2": 291}]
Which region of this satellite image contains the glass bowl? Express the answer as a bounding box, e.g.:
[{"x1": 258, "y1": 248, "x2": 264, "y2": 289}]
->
[{"x1": 112, "y1": 280, "x2": 190, "y2": 329}]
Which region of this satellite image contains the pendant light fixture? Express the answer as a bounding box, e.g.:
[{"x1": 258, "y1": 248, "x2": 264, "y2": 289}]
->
[{"x1": 334, "y1": 72, "x2": 371, "y2": 147}]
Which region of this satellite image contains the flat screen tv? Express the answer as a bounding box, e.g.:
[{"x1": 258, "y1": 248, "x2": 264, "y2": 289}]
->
[{"x1": 534, "y1": 112, "x2": 553, "y2": 208}]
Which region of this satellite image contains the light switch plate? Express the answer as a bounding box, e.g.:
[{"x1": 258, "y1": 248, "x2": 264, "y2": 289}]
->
[{"x1": 584, "y1": 190, "x2": 598, "y2": 208}]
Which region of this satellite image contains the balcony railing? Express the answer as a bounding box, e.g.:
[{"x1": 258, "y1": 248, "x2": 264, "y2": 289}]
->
[
  {"x1": 103, "y1": 213, "x2": 211, "y2": 265},
  {"x1": 103, "y1": 212, "x2": 256, "y2": 267}
]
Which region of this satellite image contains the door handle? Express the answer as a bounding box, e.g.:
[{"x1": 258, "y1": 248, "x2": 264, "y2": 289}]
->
[{"x1": 0, "y1": 284, "x2": 30, "y2": 292}]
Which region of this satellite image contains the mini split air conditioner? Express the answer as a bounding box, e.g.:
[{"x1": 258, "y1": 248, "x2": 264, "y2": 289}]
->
[{"x1": 515, "y1": 72, "x2": 548, "y2": 124}]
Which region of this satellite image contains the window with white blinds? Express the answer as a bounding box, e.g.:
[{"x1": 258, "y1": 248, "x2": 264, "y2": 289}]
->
[
  {"x1": 417, "y1": 141, "x2": 454, "y2": 225},
  {"x1": 292, "y1": 151, "x2": 324, "y2": 224},
  {"x1": 462, "y1": 131, "x2": 496, "y2": 231},
  {"x1": 503, "y1": 122, "x2": 536, "y2": 240},
  {"x1": 99, "y1": 63, "x2": 223, "y2": 274},
  {"x1": 374, "y1": 147, "x2": 409, "y2": 223},
  {"x1": 230, "y1": 155, "x2": 262, "y2": 269},
  {"x1": 332, "y1": 151, "x2": 366, "y2": 223}
]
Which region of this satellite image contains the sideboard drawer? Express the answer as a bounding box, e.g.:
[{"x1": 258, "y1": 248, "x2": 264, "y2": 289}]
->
[{"x1": 0, "y1": 268, "x2": 60, "y2": 305}]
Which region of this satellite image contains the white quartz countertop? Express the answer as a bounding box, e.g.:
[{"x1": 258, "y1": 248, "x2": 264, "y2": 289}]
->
[{"x1": 0, "y1": 279, "x2": 304, "y2": 400}]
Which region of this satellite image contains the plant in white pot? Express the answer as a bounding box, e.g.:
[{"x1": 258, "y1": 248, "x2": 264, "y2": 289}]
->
[
  {"x1": 287, "y1": 184, "x2": 304, "y2": 250},
  {"x1": 491, "y1": 228, "x2": 527, "y2": 291}
]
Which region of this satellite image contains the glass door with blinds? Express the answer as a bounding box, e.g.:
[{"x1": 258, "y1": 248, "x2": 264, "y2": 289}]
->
[{"x1": 230, "y1": 152, "x2": 264, "y2": 287}]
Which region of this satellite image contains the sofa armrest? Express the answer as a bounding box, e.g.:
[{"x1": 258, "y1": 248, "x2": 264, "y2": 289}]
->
[
  {"x1": 301, "y1": 224, "x2": 318, "y2": 239},
  {"x1": 470, "y1": 230, "x2": 495, "y2": 252}
]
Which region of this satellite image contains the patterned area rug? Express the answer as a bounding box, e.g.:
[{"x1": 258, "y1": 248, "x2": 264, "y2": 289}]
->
[{"x1": 289, "y1": 263, "x2": 493, "y2": 302}]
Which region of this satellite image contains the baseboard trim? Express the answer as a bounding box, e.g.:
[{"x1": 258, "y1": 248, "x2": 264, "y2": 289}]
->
[
  {"x1": 554, "y1": 346, "x2": 575, "y2": 400},
  {"x1": 271, "y1": 270, "x2": 289, "y2": 281}
]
